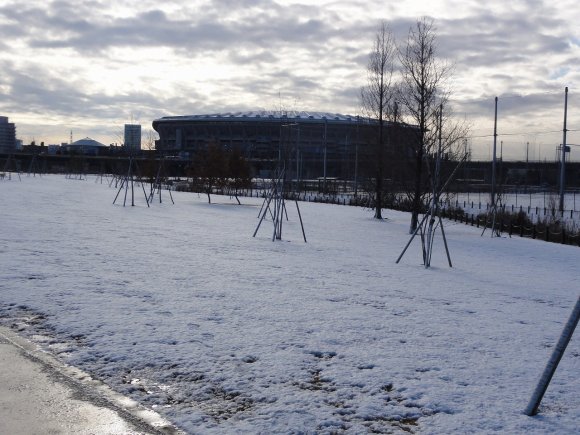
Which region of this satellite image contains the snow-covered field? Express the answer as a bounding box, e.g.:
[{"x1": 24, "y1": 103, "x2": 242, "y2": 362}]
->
[
  {"x1": 0, "y1": 175, "x2": 578, "y2": 434},
  {"x1": 445, "y1": 191, "x2": 580, "y2": 226}
]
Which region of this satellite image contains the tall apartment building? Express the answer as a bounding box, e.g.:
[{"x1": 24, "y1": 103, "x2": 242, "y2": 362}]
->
[
  {"x1": 124, "y1": 124, "x2": 141, "y2": 152},
  {"x1": 0, "y1": 116, "x2": 16, "y2": 154}
]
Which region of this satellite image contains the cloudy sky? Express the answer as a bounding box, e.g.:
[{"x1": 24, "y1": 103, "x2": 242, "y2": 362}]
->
[{"x1": 1, "y1": 0, "x2": 579, "y2": 160}]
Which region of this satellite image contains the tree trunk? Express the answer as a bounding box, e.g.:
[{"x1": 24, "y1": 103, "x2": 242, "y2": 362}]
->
[
  {"x1": 410, "y1": 143, "x2": 424, "y2": 232},
  {"x1": 375, "y1": 175, "x2": 383, "y2": 219}
]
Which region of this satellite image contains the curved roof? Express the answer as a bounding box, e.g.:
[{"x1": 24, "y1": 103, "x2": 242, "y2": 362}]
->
[
  {"x1": 154, "y1": 111, "x2": 376, "y2": 124},
  {"x1": 70, "y1": 137, "x2": 107, "y2": 147}
]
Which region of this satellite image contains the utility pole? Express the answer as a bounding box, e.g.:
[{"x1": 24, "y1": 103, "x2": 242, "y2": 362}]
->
[
  {"x1": 526, "y1": 141, "x2": 529, "y2": 188},
  {"x1": 526, "y1": 141, "x2": 529, "y2": 164},
  {"x1": 491, "y1": 97, "x2": 498, "y2": 210},
  {"x1": 499, "y1": 140, "x2": 503, "y2": 184},
  {"x1": 482, "y1": 96, "x2": 500, "y2": 237},
  {"x1": 559, "y1": 87, "x2": 568, "y2": 212},
  {"x1": 354, "y1": 117, "x2": 359, "y2": 197},
  {"x1": 296, "y1": 126, "x2": 300, "y2": 186},
  {"x1": 323, "y1": 118, "x2": 327, "y2": 194}
]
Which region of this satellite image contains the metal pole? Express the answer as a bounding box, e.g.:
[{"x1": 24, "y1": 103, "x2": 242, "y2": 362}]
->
[
  {"x1": 295, "y1": 201, "x2": 307, "y2": 243},
  {"x1": 426, "y1": 105, "x2": 443, "y2": 268},
  {"x1": 131, "y1": 161, "x2": 135, "y2": 207},
  {"x1": 396, "y1": 212, "x2": 429, "y2": 264},
  {"x1": 491, "y1": 97, "x2": 498, "y2": 209},
  {"x1": 526, "y1": 141, "x2": 530, "y2": 189},
  {"x1": 323, "y1": 119, "x2": 327, "y2": 193},
  {"x1": 438, "y1": 216, "x2": 452, "y2": 267},
  {"x1": 559, "y1": 87, "x2": 568, "y2": 212},
  {"x1": 354, "y1": 117, "x2": 359, "y2": 197},
  {"x1": 524, "y1": 295, "x2": 579, "y2": 416},
  {"x1": 296, "y1": 126, "x2": 300, "y2": 186},
  {"x1": 526, "y1": 141, "x2": 529, "y2": 164}
]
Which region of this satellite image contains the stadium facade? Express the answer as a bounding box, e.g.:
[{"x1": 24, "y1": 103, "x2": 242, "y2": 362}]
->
[{"x1": 152, "y1": 111, "x2": 417, "y2": 180}]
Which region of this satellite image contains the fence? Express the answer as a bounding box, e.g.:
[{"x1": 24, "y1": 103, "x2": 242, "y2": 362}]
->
[
  {"x1": 445, "y1": 198, "x2": 580, "y2": 225},
  {"x1": 439, "y1": 208, "x2": 580, "y2": 247},
  {"x1": 443, "y1": 188, "x2": 580, "y2": 226},
  {"x1": 243, "y1": 188, "x2": 580, "y2": 247},
  {"x1": 168, "y1": 177, "x2": 580, "y2": 247}
]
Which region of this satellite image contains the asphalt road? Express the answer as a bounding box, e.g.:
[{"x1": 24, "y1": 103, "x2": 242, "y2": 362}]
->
[{"x1": 0, "y1": 326, "x2": 182, "y2": 435}]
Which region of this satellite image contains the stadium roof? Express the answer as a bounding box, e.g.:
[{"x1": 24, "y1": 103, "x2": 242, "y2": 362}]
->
[
  {"x1": 154, "y1": 111, "x2": 378, "y2": 124},
  {"x1": 70, "y1": 137, "x2": 107, "y2": 147}
]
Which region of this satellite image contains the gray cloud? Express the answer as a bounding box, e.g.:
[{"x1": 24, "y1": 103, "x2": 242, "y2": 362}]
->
[
  {"x1": 1, "y1": 1, "x2": 343, "y2": 56},
  {"x1": 228, "y1": 50, "x2": 280, "y2": 66},
  {"x1": 1, "y1": 0, "x2": 579, "y2": 154},
  {"x1": 0, "y1": 59, "x2": 209, "y2": 125},
  {"x1": 453, "y1": 89, "x2": 566, "y2": 137}
]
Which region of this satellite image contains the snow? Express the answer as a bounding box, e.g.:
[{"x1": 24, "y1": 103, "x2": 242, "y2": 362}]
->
[
  {"x1": 0, "y1": 175, "x2": 578, "y2": 434},
  {"x1": 445, "y1": 191, "x2": 580, "y2": 225}
]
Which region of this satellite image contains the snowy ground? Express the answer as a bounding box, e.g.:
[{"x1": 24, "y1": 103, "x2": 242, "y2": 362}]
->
[
  {"x1": 445, "y1": 191, "x2": 580, "y2": 226},
  {"x1": 0, "y1": 175, "x2": 578, "y2": 434}
]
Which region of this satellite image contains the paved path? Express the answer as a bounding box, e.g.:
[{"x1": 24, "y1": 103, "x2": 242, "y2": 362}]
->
[{"x1": 0, "y1": 327, "x2": 182, "y2": 435}]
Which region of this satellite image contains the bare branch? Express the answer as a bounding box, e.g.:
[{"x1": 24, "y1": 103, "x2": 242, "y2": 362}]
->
[
  {"x1": 360, "y1": 21, "x2": 398, "y2": 219},
  {"x1": 398, "y1": 17, "x2": 454, "y2": 232}
]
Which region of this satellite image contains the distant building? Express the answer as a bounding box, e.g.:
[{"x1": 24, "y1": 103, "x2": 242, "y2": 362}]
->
[
  {"x1": 62, "y1": 137, "x2": 108, "y2": 156},
  {"x1": 124, "y1": 124, "x2": 141, "y2": 152},
  {"x1": 47, "y1": 144, "x2": 61, "y2": 155},
  {"x1": 153, "y1": 110, "x2": 418, "y2": 180},
  {"x1": 0, "y1": 116, "x2": 17, "y2": 154}
]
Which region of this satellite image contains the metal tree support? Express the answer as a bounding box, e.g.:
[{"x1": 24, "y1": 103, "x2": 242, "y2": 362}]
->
[
  {"x1": 148, "y1": 157, "x2": 175, "y2": 205},
  {"x1": 253, "y1": 166, "x2": 306, "y2": 243},
  {"x1": 397, "y1": 105, "x2": 467, "y2": 269},
  {"x1": 65, "y1": 155, "x2": 87, "y2": 180},
  {"x1": 424, "y1": 106, "x2": 445, "y2": 267},
  {"x1": 27, "y1": 154, "x2": 41, "y2": 177},
  {"x1": 524, "y1": 295, "x2": 579, "y2": 416},
  {"x1": 396, "y1": 151, "x2": 468, "y2": 268},
  {"x1": 95, "y1": 160, "x2": 109, "y2": 184},
  {"x1": 113, "y1": 156, "x2": 150, "y2": 207},
  {"x1": 2, "y1": 154, "x2": 22, "y2": 181},
  {"x1": 396, "y1": 203, "x2": 452, "y2": 268}
]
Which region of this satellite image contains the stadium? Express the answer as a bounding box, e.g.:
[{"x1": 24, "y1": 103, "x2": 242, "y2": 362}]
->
[{"x1": 152, "y1": 111, "x2": 417, "y2": 181}]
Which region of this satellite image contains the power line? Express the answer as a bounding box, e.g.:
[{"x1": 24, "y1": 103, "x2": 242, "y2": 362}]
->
[
  {"x1": 456, "y1": 89, "x2": 565, "y2": 105},
  {"x1": 467, "y1": 129, "x2": 564, "y2": 140}
]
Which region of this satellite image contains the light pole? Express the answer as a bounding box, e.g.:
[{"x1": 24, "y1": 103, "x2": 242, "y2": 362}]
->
[
  {"x1": 491, "y1": 97, "x2": 498, "y2": 211},
  {"x1": 526, "y1": 141, "x2": 529, "y2": 188},
  {"x1": 559, "y1": 87, "x2": 568, "y2": 212},
  {"x1": 323, "y1": 118, "x2": 328, "y2": 194}
]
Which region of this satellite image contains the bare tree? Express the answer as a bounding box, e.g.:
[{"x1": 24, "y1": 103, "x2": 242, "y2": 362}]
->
[
  {"x1": 143, "y1": 129, "x2": 158, "y2": 151},
  {"x1": 191, "y1": 142, "x2": 228, "y2": 204},
  {"x1": 394, "y1": 103, "x2": 468, "y2": 206},
  {"x1": 227, "y1": 147, "x2": 252, "y2": 204},
  {"x1": 398, "y1": 17, "x2": 451, "y2": 233},
  {"x1": 361, "y1": 21, "x2": 397, "y2": 219}
]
